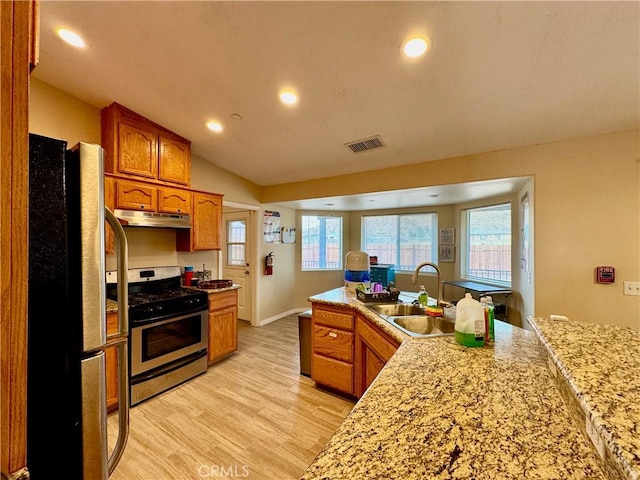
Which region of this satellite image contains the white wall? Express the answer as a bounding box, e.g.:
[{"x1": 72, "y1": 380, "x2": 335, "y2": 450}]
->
[{"x1": 258, "y1": 205, "x2": 298, "y2": 324}]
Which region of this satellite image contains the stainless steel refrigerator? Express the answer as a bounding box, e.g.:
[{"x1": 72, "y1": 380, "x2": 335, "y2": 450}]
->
[{"x1": 27, "y1": 133, "x2": 130, "y2": 479}]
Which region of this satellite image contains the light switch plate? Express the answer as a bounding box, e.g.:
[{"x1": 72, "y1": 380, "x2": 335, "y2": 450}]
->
[{"x1": 623, "y1": 281, "x2": 640, "y2": 296}]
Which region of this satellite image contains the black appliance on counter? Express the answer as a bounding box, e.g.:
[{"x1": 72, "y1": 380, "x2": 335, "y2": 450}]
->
[
  {"x1": 106, "y1": 266, "x2": 209, "y2": 406},
  {"x1": 27, "y1": 133, "x2": 130, "y2": 479}
]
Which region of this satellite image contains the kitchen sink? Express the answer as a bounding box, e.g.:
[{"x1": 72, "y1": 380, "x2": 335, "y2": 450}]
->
[
  {"x1": 391, "y1": 315, "x2": 455, "y2": 336},
  {"x1": 367, "y1": 303, "x2": 455, "y2": 338},
  {"x1": 368, "y1": 303, "x2": 425, "y2": 317}
]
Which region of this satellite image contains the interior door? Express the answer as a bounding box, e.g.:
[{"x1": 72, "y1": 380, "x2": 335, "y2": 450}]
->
[{"x1": 222, "y1": 211, "x2": 252, "y2": 322}]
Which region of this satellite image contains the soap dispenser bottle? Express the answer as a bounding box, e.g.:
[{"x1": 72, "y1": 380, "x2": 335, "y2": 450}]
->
[{"x1": 417, "y1": 285, "x2": 428, "y2": 309}]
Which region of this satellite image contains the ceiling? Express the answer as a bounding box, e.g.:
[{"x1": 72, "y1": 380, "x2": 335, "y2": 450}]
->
[{"x1": 34, "y1": 1, "x2": 638, "y2": 210}]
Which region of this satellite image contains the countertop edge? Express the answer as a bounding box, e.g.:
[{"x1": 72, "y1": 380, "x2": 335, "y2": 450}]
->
[{"x1": 528, "y1": 316, "x2": 637, "y2": 480}]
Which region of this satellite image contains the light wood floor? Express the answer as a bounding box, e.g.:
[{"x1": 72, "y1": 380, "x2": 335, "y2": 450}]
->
[{"x1": 108, "y1": 315, "x2": 355, "y2": 480}]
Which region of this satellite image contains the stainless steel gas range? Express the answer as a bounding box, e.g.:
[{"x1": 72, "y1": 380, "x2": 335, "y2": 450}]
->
[{"x1": 106, "y1": 266, "x2": 208, "y2": 406}]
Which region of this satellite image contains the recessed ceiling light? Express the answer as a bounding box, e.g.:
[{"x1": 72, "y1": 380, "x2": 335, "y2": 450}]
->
[
  {"x1": 402, "y1": 36, "x2": 431, "y2": 58},
  {"x1": 206, "y1": 121, "x2": 223, "y2": 133},
  {"x1": 279, "y1": 90, "x2": 299, "y2": 105},
  {"x1": 57, "y1": 28, "x2": 86, "y2": 48}
]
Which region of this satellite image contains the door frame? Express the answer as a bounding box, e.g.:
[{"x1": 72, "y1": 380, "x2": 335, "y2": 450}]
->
[{"x1": 222, "y1": 201, "x2": 259, "y2": 326}]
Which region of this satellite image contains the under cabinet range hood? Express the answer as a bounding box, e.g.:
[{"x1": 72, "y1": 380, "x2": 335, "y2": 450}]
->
[{"x1": 114, "y1": 209, "x2": 191, "y2": 229}]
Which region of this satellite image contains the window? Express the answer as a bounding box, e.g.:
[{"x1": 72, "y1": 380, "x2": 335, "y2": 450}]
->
[
  {"x1": 362, "y1": 213, "x2": 437, "y2": 271},
  {"x1": 463, "y1": 203, "x2": 511, "y2": 284},
  {"x1": 226, "y1": 220, "x2": 246, "y2": 266},
  {"x1": 301, "y1": 215, "x2": 343, "y2": 270}
]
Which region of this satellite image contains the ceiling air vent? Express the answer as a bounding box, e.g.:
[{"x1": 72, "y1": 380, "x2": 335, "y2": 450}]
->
[{"x1": 345, "y1": 135, "x2": 384, "y2": 153}]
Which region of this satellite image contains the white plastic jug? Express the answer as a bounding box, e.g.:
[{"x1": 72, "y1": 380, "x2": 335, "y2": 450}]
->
[{"x1": 454, "y1": 293, "x2": 486, "y2": 347}]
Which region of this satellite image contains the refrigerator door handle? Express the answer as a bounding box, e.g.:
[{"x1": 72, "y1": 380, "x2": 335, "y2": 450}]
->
[{"x1": 105, "y1": 207, "x2": 130, "y2": 475}]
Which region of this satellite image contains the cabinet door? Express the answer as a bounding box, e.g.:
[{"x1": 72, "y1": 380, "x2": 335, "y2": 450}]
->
[
  {"x1": 208, "y1": 306, "x2": 238, "y2": 364},
  {"x1": 158, "y1": 135, "x2": 190, "y2": 186},
  {"x1": 354, "y1": 315, "x2": 399, "y2": 398},
  {"x1": 117, "y1": 122, "x2": 158, "y2": 180},
  {"x1": 193, "y1": 192, "x2": 222, "y2": 250},
  {"x1": 105, "y1": 312, "x2": 119, "y2": 414},
  {"x1": 116, "y1": 179, "x2": 157, "y2": 211},
  {"x1": 158, "y1": 187, "x2": 190, "y2": 214}
]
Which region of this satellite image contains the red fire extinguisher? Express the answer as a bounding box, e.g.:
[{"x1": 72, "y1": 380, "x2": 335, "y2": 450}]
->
[{"x1": 265, "y1": 252, "x2": 274, "y2": 275}]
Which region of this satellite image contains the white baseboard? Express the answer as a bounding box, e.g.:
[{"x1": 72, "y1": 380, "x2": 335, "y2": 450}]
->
[{"x1": 258, "y1": 308, "x2": 309, "y2": 326}]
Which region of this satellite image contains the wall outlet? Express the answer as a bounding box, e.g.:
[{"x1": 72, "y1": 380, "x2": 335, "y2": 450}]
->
[{"x1": 623, "y1": 281, "x2": 640, "y2": 296}]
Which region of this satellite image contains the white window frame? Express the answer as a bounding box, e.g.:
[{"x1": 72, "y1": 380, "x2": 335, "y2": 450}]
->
[
  {"x1": 301, "y1": 215, "x2": 343, "y2": 271},
  {"x1": 460, "y1": 202, "x2": 512, "y2": 286},
  {"x1": 361, "y1": 212, "x2": 438, "y2": 272}
]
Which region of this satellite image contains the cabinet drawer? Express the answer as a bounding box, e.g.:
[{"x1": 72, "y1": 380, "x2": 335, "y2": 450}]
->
[
  {"x1": 208, "y1": 289, "x2": 237, "y2": 312},
  {"x1": 313, "y1": 307, "x2": 354, "y2": 330},
  {"x1": 313, "y1": 325, "x2": 353, "y2": 363},
  {"x1": 116, "y1": 180, "x2": 157, "y2": 211},
  {"x1": 312, "y1": 353, "x2": 353, "y2": 395}
]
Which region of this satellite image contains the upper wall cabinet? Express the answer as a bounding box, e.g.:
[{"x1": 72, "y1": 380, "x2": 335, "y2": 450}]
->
[{"x1": 102, "y1": 103, "x2": 191, "y2": 187}]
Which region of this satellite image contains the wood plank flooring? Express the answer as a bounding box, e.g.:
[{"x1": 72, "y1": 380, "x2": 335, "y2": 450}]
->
[{"x1": 108, "y1": 315, "x2": 355, "y2": 480}]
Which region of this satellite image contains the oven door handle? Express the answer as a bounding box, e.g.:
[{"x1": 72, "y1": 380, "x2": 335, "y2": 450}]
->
[{"x1": 105, "y1": 207, "x2": 130, "y2": 475}]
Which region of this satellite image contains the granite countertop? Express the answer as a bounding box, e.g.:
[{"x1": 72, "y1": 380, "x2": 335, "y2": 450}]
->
[
  {"x1": 302, "y1": 287, "x2": 605, "y2": 480},
  {"x1": 106, "y1": 298, "x2": 118, "y2": 313},
  {"x1": 529, "y1": 317, "x2": 640, "y2": 480},
  {"x1": 186, "y1": 284, "x2": 241, "y2": 294}
]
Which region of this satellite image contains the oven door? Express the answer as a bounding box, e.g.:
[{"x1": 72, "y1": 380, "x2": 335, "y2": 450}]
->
[{"x1": 131, "y1": 308, "x2": 208, "y2": 376}]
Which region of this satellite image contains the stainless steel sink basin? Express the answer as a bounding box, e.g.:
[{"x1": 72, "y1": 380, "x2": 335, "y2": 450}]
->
[
  {"x1": 391, "y1": 316, "x2": 455, "y2": 336},
  {"x1": 367, "y1": 303, "x2": 455, "y2": 338},
  {"x1": 368, "y1": 303, "x2": 425, "y2": 317}
]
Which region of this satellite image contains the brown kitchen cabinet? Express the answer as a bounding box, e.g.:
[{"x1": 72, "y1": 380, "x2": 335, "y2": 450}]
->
[
  {"x1": 158, "y1": 186, "x2": 190, "y2": 214},
  {"x1": 115, "y1": 178, "x2": 157, "y2": 211},
  {"x1": 105, "y1": 311, "x2": 119, "y2": 414},
  {"x1": 113, "y1": 178, "x2": 191, "y2": 215},
  {"x1": 354, "y1": 314, "x2": 399, "y2": 398},
  {"x1": 311, "y1": 304, "x2": 355, "y2": 396},
  {"x1": 207, "y1": 289, "x2": 238, "y2": 364},
  {"x1": 177, "y1": 191, "x2": 223, "y2": 251},
  {"x1": 102, "y1": 102, "x2": 191, "y2": 187}
]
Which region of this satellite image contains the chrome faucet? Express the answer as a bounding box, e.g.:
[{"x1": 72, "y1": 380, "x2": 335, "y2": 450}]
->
[{"x1": 410, "y1": 262, "x2": 442, "y2": 306}]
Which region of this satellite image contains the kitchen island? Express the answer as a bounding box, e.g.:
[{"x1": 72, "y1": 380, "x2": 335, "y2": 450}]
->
[
  {"x1": 301, "y1": 288, "x2": 606, "y2": 480},
  {"x1": 529, "y1": 317, "x2": 640, "y2": 480}
]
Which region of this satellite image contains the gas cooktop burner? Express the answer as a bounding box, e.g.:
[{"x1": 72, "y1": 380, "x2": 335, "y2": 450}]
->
[
  {"x1": 127, "y1": 288, "x2": 201, "y2": 307},
  {"x1": 106, "y1": 266, "x2": 209, "y2": 324}
]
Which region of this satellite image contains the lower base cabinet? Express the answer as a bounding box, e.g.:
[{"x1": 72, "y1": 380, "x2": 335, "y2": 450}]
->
[
  {"x1": 311, "y1": 304, "x2": 355, "y2": 397},
  {"x1": 354, "y1": 314, "x2": 400, "y2": 398},
  {"x1": 208, "y1": 289, "x2": 239, "y2": 364}
]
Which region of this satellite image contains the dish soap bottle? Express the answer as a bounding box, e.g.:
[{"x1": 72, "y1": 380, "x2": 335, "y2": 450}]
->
[
  {"x1": 417, "y1": 285, "x2": 428, "y2": 309},
  {"x1": 485, "y1": 296, "x2": 495, "y2": 342},
  {"x1": 454, "y1": 293, "x2": 485, "y2": 347}
]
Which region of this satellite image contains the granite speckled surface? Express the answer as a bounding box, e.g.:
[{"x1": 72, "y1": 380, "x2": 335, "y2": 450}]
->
[
  {"x1": 186, "y1": 284, "x2": 241, "y2": 294},
  {"x1": 106, "y1": 298, "x2": 118, "y2": 313},
  {"x1": 529, "y1": 317, "x2": 640, "y2": 480},
  {"x1": 302, "y1": 288, "x2": 605, "y2": 480}
]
